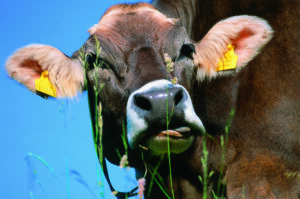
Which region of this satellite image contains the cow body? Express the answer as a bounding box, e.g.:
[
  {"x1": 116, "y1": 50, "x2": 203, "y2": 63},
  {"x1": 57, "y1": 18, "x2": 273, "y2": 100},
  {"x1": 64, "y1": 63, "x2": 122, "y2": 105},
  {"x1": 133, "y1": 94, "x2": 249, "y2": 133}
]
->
[
  {"x1": 153, "y1": 0, "x2": 300, "y2": 198},
  {"x1": 5, "y1": 0, "x2": 300, "y2": 198}
]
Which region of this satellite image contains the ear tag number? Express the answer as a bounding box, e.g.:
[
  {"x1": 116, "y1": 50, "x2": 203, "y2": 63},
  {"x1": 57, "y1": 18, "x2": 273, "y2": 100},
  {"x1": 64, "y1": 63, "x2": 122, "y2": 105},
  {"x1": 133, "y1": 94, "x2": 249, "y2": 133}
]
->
[
  {"x1": 216, "y1": 44, "x2": 238, "y2": 71},
  {"x1": 35, "y1": 71, "x2": 57, "y2": 97}
]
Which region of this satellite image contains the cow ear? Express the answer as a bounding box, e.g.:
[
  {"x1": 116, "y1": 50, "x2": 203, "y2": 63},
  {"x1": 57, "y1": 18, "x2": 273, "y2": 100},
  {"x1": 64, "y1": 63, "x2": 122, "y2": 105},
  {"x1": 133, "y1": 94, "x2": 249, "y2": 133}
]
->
[
  {"x1": 194, "y1": 15, "x2": 273, "y2": 80},
  {"x1": 6, "y1": 44, "x2": 85, "y2": 98}
]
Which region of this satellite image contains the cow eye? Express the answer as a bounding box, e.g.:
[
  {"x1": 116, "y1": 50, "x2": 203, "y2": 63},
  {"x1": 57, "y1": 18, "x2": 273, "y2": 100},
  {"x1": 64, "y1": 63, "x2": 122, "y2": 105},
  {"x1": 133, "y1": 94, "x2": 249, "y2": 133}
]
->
[
  {"x1": 179, "y1": 44, "x2": 196, "y2": 60},
  {"x1": 86, "y1": 53, "x2": 109, "y2": 70}
]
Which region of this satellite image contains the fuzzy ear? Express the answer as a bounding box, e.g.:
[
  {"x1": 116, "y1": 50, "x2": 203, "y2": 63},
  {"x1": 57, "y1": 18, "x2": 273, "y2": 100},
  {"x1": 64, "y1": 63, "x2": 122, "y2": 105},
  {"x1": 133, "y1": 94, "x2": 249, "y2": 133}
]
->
[
  {"x1": 6, "y1": 44, "x2": 85, "y2": 98},
  {"x1": 194, "y1": 15, "x2": 274, "y2": 80}
]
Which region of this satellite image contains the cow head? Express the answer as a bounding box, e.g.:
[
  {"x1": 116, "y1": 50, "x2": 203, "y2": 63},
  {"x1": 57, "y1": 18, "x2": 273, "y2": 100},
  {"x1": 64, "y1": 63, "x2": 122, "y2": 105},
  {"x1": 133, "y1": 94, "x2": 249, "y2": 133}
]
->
[{"x1": 5, "y1": 3, "x2": 273, "y2": 163}]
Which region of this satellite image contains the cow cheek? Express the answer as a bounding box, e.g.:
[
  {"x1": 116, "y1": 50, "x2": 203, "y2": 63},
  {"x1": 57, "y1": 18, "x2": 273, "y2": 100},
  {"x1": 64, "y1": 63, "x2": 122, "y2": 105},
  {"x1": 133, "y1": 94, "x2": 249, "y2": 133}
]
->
[
  {"x1": 174, "y1": 60, "x2": 195, "y2": 91},
  {"x1": 97, "y1": 79, "x2": 129, "y2": 119},
  {"x1": 101, "y1": 86, "x2": 128, "y2": 118},
  {"x1": 87, "y1": 68, "x2": 110, "y2": 90}
]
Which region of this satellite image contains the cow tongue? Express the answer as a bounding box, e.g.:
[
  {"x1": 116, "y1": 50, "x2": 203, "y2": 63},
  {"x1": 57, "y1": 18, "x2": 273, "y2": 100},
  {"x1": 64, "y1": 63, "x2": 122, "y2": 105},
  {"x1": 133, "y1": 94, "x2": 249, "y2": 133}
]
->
[{"x1": 158, "y1": 127, "x2": 191, "y2": 138}]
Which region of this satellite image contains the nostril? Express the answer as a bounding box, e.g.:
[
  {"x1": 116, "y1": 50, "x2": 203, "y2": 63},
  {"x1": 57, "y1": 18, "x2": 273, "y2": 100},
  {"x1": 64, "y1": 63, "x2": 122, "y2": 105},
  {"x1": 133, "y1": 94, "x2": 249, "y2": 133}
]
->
[
  {"x1": 174, "y1": 89, "x2": 184, "y2": 106},
  {"x1": 134, "y1": 94, "x2": 152, "y2": 111}
]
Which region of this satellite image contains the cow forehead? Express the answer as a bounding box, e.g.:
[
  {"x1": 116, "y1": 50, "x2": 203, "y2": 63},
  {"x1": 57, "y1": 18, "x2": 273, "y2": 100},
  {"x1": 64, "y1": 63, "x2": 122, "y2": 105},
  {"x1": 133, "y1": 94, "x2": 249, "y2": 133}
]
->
[
  {"x1": 88, "y1": 3, "x2": 178, "y2": 42},
  {"x1": 83, "y1": 3, "x2": 190, "y2": 70}
]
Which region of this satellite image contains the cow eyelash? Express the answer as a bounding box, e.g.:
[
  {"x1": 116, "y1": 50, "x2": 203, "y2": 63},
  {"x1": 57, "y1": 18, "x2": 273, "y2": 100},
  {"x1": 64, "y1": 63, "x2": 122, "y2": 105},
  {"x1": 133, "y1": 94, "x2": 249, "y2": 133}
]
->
[
  {"x1": 86, "y1": 53, "x2": 110, "y2": 70},
  {"x1": 179, "y1": 43, "x2": 196, "y2": 60},
  {"x1": 86, "y1": 53, "x2": 123, "y2": 79}
]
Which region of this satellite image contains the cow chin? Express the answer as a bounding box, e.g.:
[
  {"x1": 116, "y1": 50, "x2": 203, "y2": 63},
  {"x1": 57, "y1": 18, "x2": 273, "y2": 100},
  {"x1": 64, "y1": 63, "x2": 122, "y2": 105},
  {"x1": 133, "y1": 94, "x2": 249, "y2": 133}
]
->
[
  {"x1": 142, "y1": 133, "x2": 195, "y2": 155},
  {"x1": 126, "y1": 79, "x2": 205, "y2": 155}
]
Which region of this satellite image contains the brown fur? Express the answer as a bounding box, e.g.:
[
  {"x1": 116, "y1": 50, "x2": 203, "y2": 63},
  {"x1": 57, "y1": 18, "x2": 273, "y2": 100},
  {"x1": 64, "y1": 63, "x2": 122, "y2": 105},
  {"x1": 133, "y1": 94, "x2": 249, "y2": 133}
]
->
[{"x1": 153, "y1": 0, "x2": 300, "y2": 198}]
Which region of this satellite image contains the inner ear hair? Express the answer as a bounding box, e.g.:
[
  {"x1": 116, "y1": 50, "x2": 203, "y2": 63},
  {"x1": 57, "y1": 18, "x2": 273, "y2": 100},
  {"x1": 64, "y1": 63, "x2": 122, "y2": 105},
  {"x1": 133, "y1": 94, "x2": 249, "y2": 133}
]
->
[
  {"x1": 6, "y1": 44, "x2": 85, "y2": 98},
  {"x1": 193, "y1": 15, "x2": 273, "y2": 80}
]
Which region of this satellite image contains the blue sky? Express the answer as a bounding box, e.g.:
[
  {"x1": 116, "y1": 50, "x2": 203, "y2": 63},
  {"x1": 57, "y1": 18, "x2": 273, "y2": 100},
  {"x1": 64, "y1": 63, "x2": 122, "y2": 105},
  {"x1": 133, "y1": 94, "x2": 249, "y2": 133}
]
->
[{"x1": 0, "y1": 1, "x2": 150, "y2": 198}]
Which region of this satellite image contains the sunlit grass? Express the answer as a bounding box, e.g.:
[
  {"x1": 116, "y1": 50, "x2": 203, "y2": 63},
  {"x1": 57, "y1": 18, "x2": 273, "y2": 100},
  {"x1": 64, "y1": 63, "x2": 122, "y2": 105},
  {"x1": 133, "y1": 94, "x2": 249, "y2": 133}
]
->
[
  {"x1": 165, "y1": 53, "x2": 177, "y2": 199},
  {"x1": 79, "y1": 37, "x2": 106, "y2": 197}
]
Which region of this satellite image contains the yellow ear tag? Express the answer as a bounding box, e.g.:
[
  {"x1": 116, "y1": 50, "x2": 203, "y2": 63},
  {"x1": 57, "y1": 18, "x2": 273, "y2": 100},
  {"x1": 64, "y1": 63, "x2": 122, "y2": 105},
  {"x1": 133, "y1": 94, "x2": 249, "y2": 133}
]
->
[
  {"x1": 35, "y1": 71, "x2": 57, "y2": 97},
  {"x1": 216, "y1": 44, "x2": 238, "y2": 71}
]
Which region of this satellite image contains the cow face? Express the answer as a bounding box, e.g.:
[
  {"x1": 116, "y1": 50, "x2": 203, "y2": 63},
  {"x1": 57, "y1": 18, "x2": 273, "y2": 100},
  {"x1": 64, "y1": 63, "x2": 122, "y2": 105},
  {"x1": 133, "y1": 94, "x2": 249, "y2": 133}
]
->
[
  {"x1": 82, "y1": 3, "x2": 205, "y2": 157},
  {"x1": 5, "y1": 3, "x2": 273, "y2": 162}
]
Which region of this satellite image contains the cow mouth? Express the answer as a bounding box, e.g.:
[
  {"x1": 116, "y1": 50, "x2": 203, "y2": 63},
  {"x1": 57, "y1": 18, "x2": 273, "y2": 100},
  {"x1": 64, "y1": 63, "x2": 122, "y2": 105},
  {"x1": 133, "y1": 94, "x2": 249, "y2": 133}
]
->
[
  {"x1": 157, "y1": 127, "x2": 191, "y2": 138},
  {"x1": 139, "y1": 126, "x2": 196, "y2": 155}
]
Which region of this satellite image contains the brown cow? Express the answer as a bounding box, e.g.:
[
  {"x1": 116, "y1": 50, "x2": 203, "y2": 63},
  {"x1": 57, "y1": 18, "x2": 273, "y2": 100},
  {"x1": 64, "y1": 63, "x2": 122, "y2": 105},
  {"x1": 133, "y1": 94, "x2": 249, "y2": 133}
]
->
[{"x1": 5, "y1": 0, "x2": 300, "y2": 198}]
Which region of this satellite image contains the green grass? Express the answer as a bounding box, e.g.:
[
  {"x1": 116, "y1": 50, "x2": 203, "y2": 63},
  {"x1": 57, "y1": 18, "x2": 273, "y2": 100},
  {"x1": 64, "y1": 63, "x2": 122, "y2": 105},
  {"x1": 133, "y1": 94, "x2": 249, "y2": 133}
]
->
[
  {"x1": 165, "y1": 85, "x2": 176, "y2": 199},
  {"x1": 79, "y1": 38, "x2": 106, "y2": 197}
]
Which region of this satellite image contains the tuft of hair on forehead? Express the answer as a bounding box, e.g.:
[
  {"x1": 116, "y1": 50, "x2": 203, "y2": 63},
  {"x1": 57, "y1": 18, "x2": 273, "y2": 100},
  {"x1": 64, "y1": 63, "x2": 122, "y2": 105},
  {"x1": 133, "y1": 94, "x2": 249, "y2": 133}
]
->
[
  {"x1": 104, "y1": 2, "x2": 156, "y2": 14},
  {"x1": 88, "y1": 3, "x2": 178, "y2": 35}
]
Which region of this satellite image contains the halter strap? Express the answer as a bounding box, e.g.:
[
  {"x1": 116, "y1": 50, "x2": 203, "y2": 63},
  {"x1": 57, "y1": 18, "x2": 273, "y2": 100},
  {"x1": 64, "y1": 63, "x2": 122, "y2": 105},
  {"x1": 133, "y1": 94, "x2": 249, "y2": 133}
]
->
[{"x1": 101, "y1": 156, "x2": 138, "y2": 198}]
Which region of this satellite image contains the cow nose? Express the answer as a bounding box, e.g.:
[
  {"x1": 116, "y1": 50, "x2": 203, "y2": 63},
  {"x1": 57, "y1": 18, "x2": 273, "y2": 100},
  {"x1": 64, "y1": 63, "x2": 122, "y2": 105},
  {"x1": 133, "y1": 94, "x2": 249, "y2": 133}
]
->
[
  {"x1": 127, "y1": 79, "x2": 204, "y2": 149},
  {"x1": 131, "y1": 86, "x2": 189, "y2": 126},
  {"x1": 133, "y1": 87, "x2": 185, "y2": 113}
]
